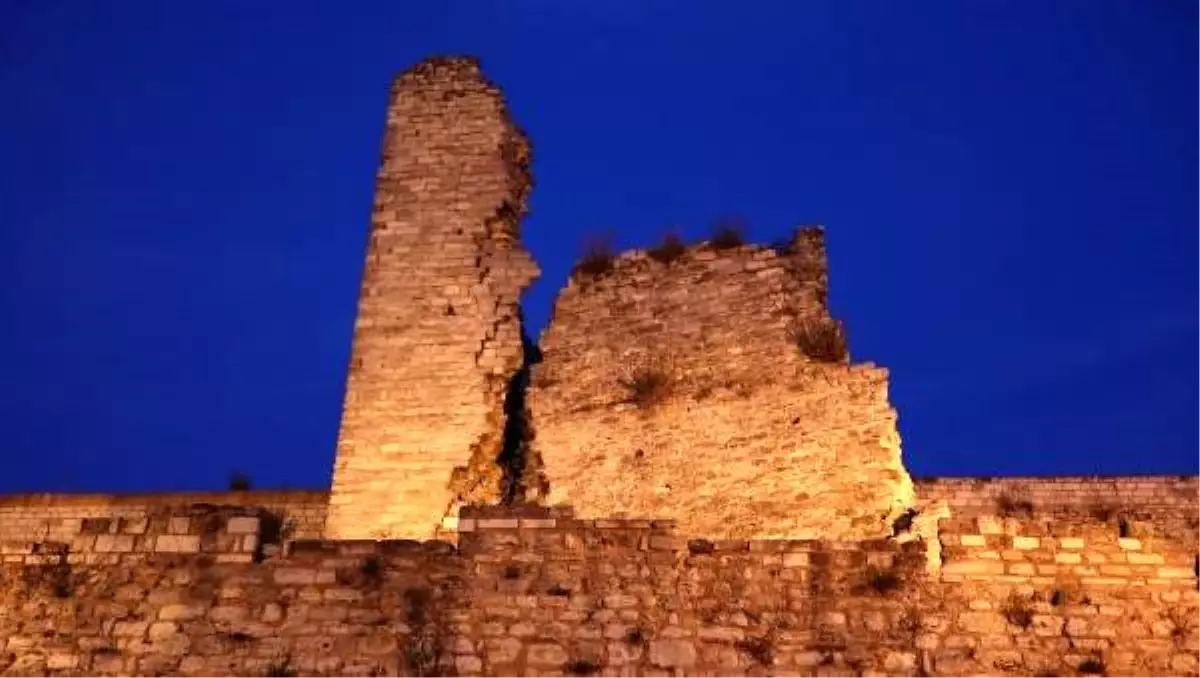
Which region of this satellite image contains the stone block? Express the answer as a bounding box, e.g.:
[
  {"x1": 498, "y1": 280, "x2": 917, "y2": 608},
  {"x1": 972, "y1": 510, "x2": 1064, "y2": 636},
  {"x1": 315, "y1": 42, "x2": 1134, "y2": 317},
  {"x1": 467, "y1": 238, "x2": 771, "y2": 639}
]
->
[
  {"x1": 154, "y1": 535, "x2": 200, "y2": 553},
  {"x1": 159, "y1": 604, "x2": 206, "y2": 621},
  {"x1": 119, "y1": 517, "x2": 150, "y2": 535},
  {"x1": 526, "y1": 643, "x2": 569, "y2": 667},
  {"x1": 94, "y1": 534, "x2": 135, "y2": 553},
  {"x1": 942, "y1": 559, "x2": 1005, "y2": 575},
  {"x1": 273, "y1": 568, "x2": 318, "y2": 585},
  {"x1": 649, "y1": 639, "x2": 697, "y2": 668},
  {"x1": 225, "y1": 516, "x2": 260, "y2": 534}
]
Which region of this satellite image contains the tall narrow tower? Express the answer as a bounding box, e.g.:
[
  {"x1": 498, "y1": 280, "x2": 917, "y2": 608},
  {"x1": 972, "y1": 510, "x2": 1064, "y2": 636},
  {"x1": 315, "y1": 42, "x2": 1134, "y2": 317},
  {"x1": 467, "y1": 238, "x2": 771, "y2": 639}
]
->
[{"x1": 325, "y1": 57, "x2": 539, "y2": 539}]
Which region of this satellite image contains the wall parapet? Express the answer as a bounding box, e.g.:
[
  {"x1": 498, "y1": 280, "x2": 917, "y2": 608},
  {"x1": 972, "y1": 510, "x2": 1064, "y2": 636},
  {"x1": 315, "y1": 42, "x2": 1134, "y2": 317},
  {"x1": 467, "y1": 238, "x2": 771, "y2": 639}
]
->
[
  {"x1": 915, "y1": 475, "x2": 1198, "y2": 512},
  {"x1": 0, "y1": 489, "x2": 329, "y2": 544}
]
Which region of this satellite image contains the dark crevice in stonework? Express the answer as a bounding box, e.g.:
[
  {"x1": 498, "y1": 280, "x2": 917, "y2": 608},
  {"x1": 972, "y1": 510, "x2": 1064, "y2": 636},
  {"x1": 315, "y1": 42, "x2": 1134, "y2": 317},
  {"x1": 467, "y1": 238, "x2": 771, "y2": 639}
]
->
[{"x1": 499, "y1": 307, "x2": 544, "y2": 504}]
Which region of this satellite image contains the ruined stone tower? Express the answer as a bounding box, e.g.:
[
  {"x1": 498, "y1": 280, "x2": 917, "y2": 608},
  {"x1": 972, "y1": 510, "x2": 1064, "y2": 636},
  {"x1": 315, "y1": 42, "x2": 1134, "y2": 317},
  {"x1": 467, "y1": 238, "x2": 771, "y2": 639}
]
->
[
  {"x1": 325, "y1": 57, "x2": 538, "y2": 539},
  {"x1": 326, "y1": 56, "x2": 915, "y2": 542}
]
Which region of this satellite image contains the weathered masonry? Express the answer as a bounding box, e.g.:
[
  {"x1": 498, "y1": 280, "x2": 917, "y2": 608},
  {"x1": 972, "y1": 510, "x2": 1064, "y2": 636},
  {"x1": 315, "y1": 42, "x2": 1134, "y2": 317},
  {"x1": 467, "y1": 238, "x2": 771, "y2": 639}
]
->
[
  {"x1": 326, "y1": 57, "x2": 538, "y2": 540},
  {"x1": 328, "y1": 55, "x2": 915, "y2": 542},
  {"x1": 0, "y1": 55, "x2": 1194, "y2": 677},
  {"x1": 528, "y1": 229, "x2": 915, "y2": 540}
]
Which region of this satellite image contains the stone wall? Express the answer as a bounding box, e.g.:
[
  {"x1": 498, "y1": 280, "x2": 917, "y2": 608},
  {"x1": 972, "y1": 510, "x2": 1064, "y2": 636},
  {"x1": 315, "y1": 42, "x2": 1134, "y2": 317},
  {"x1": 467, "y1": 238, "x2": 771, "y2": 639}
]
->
[
  {"x1": 916, "y1": 475, "x2": 1199, "y2": 516},
  {"x1": 527, "y1": 229, "x2": 915, "y2": 540},
  {"x1": 1, "y1": 500, "x2": 1196, "y2": 677},
  {"x1": 0, "y1": 491, "x2": 329, "y2": 543},
  {"x1": 327, "y1": 56, "x2": 539, "y2": 540},
  {"x1": 2, "y1": 477, "x2": 1190, "y2": 546}
]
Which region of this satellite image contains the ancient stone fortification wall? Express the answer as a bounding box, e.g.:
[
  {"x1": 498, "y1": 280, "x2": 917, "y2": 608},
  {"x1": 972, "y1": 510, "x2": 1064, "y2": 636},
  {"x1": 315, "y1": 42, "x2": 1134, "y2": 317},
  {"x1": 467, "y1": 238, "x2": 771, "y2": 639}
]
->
[
  {"x1": 3, "y1": 477, "x2": 1191, "y2": 546},
  {"x1": 327, "y1": 56, "x2": 539, "y2": 540},
  {"x1": 527, "y1": 229, "x2": 914, "y2": 540},
  {"x1": 916, "y1": 476, "x2": 1199, "y2": 516},
  {"x1": 2, "y1": 500, "x2": 1196, "y2": 677},
  {"x1": 0, "y1": 491, "x2": 329, "y2": 543}
]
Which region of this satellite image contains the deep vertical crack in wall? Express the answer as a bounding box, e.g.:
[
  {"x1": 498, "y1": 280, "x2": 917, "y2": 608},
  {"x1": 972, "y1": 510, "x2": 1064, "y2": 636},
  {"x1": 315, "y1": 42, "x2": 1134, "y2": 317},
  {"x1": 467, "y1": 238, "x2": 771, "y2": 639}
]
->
[
  {"x1": 499, "y1": 318, "x2": 543, "y2": 504},
  {"x1": 440, "y1": 118, "x2": 539, "y2": 530}
]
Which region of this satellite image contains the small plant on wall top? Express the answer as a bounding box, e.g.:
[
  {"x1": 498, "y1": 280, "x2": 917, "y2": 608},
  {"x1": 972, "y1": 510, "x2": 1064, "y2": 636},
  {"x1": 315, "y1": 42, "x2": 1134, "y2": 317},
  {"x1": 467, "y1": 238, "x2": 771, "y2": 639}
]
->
[
  {"x1": 709, "y1": 219, "x2": 745, "y2": 250},
  {"x1": 228, "y1": 470, "x2": 253, "y2": 491},
  {"x1": 573, "y1": 236, "x2": 616, "y2": 279},
  {"x1": 788, "y1": 317, "x2": 848, "y2": 363},
  {"x1": 647, "y1": 231, "x2": 686, "y2": 264},
  {"x1": 996, "y1": 490, "x2": 1035, "y2": 518}
]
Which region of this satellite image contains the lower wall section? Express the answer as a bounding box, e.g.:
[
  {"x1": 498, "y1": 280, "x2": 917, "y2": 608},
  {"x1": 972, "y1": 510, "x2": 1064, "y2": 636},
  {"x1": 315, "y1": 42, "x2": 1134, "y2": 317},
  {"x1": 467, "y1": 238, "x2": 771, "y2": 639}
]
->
[
  {"x1": 1, "y1": 503, "x2": 1196, "y2": 677},
  {"x1": 0, "y1": 491, "x2": 330, "y2": 543}
]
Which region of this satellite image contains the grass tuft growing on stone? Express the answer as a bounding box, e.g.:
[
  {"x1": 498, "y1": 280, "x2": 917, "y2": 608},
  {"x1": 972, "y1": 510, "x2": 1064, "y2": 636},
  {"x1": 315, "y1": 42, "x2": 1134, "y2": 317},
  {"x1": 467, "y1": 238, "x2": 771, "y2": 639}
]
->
[
  {"x1": 1001, "y1": 592, "x2": 1035, "y2": 629},
  {"x1": 788, "y1": 317, "x2": 848, "y2": 363},
  {"x1": 564, "y1": 658, "x2": 601, "y2": 676},
  {"x1": 620, "y1": 365, "x2": 672, "y2": 407},
  {"x1": 265, "y1": 657, "x2": 295, "y2": 677},
  {"x1": 865, "y1": 566, "x2": 902, "y2": 595},
  {"x1": 735, "y1": 636, "x2": 775, "y2": 666},
  {"x1": 996, "y1": 491, "x2": 1035, "y2": 518},
  {"x1": 228, "y1": 470, "x2": 253, "y2": 491},
  {"x1": 647, "y1": 231, "x2": 686, "y2": 264},
  {"x1": 573, "y1": 237, "x2": 616, "y2": 279},
  {"x1": 709, "y1": 221, "x2": 745, "y2": 250}
]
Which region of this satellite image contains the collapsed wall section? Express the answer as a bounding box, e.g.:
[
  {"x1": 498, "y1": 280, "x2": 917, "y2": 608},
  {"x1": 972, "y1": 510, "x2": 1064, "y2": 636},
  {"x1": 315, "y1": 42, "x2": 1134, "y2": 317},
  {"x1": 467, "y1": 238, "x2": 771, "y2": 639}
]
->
[
  {"x1": 326, "y1": 57, "x2": 539, "y2": 540},
  {"x1": 527, "y1": 229, "x2": 915, "y2": 539}
]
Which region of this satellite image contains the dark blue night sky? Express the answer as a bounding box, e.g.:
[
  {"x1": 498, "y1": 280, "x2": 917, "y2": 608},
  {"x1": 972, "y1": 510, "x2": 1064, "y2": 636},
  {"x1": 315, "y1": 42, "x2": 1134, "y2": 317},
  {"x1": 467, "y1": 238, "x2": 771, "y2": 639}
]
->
[{"x1": 1, "y1": 1, "x2": 1196, "y2": 493}]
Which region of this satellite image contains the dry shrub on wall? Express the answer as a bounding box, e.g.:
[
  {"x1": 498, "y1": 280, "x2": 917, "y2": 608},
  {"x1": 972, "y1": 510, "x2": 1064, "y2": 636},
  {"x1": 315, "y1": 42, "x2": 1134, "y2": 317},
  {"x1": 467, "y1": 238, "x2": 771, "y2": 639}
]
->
[
  {"x1": 1000, "y1": 591, "x2": 1035, "y2": 629},
  {"x1": 709, "y1": 219, "x2": 746, "y2": 250},
  {"x1": 997, "y1": 488, "x2": 1035, "y2": 518},
  {"x1": 619, "y1": 360, "x2": 674, "y2": 408},
  {"x1": 265, "y1": 657, "x2": 296, "y2": 677},
  {"x1": 573, "y1": 236, "x2": 616, "y2": 279},
  {"x1": 647, "y1": 231, "x2": 687, "y2": 264},
  {"x1": 228, "y1": 470, "x2": 252, "y2": 491},
  {"x1": 788, "y1": 317, "x2": 848, "y2": 363}
]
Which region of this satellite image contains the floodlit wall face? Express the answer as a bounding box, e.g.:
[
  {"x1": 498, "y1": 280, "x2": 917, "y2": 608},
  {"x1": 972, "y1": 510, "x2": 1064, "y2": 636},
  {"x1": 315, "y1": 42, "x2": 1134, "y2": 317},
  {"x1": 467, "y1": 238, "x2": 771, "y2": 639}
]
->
[
  {"x1": 0, "y1": 491, "x2": 330, "y2": 542},
  {"x1": 527, "y1": 232, "x2": 915, "y2": 539},
  {"x1": 1, "y1": 500, "x2": 1197, "y2": 677},
  {"x1": 326, "y1": 57, "x2": 539, "y2": 540}
]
